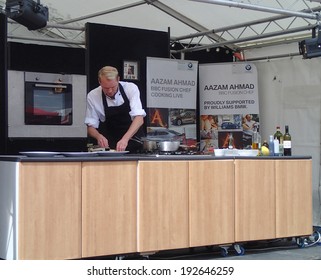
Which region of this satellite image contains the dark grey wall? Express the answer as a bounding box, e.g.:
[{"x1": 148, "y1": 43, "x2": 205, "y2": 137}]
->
[{"x1": 0, "y1": 15, "x2": 8, "y2": 154}]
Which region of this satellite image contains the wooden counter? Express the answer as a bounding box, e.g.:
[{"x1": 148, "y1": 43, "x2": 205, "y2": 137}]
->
[
  {"x1": 19, "y1": 162, "x2": 81, "y2": 260},
  {"x1": 82, "y1": 161, "x2": 137, "y2": 258},
  {"x1": 189, "y1": 160, "x2": 234, "y2": 247},
  {"x1": 138, "y1": 161, "x2": 189, "y2": 252},
  {"x1": 0, "y1": 155, "x2": 312, "y2": 259}
]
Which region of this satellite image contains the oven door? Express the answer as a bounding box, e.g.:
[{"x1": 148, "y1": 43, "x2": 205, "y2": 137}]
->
[
  {"x1": 25, "y1": 82, "x2": 73, "y2": 125},
  {"x1": 8, "y1": 70, "x2": 87, "y2": 138}
]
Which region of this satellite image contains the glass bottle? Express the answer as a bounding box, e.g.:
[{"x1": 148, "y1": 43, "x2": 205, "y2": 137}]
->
[
  {"x1": 252, "y1": 125, "x2": 261, "y2": 149},
  {"x1": 269, "y1": 135, "x2": 274, "y2": 156},
  {"x1": 256, "y1": 126, "x2": 262, "y2": 149},
  {"x1": 274, "y1": 126, "x2": 283, "y2": 142},
  {"x1": 283, "y1": 125, "x2": 292, "y2": 156},
  {"x1": 274, "y1": 126, "x2": 283, "y2": 156},
  {"x1": 273, "y1": 137, "x2": 280, "y2": 156}
]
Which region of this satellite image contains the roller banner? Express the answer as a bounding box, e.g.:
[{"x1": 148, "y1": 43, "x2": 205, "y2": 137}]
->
[
  {"x1": 146, "y1": 57, "x2": 198, "y2": 146},
  {"x1": 199, "y1": 63, "x2": 259, "y2": 151}
]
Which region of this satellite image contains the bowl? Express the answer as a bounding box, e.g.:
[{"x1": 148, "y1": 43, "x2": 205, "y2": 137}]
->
[
  {"x1": 224, "y1": 149, "x2": 239, "y2": 156},
  {"x1": 237, "y1": 149, "x2": 259, "y2": 157},
  {"x1": 214, "y1": 149, "x2": 225, "y2": 156}
]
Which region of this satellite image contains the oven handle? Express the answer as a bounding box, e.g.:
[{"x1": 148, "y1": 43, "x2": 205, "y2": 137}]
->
[{"x1": 35, "y1": 83, "x2": 67, "y2": 88}]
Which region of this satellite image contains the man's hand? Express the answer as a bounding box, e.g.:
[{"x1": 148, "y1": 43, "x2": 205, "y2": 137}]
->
[
  {"x1": 97, "y1": 134, "x2": 109, "y2": 148},
  {"x1": 116, "y1": 138, "x2": 129, "y2": 151}
]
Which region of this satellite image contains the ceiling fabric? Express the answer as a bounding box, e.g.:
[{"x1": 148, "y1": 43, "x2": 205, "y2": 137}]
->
[{"x1": 2, "y1": 0, "x2": 321, "y2": 59}]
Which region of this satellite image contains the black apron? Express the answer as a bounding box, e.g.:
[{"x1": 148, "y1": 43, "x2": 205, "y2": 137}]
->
[{"x1": 98, "y1": 83, "x2": 144, "y2": 153}]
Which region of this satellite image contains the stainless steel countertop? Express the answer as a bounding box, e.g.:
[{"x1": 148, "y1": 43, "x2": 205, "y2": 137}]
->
[{"x1": 0, "y1": 154, "x2": 312, "y2": 162}]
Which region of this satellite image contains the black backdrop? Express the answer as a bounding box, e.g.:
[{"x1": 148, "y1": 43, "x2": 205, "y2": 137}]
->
[
  {"x1": 0, "y1": 15, "x2": 7, "y2": 154},
  {"x1": 85, "y1": 22, "x2": 170, "y2": 111},
  {"x1": 8, "y1": 42, "x2": 85, "y2": 74}
]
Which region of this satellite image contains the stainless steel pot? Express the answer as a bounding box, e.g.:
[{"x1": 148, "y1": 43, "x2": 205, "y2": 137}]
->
[
  {"x1": 131, "y1": 137, "x2": 157, "y2": 152},
  {"x1": 143, "y1": 139, "x2": 157, "y2": 151},
  {"x1": 158, "y1": 141, "x2": 180, "y2": 152}
]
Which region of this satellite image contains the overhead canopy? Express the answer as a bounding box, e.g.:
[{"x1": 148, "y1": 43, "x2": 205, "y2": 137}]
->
[{"x1": 2, "y1": 0, "x2": 321, "y2": 59}]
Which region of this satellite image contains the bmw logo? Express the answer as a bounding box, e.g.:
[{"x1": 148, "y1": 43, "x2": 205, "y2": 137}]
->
[{"x1": 245, "y1": 64, "x2": 252, "y2": 71}]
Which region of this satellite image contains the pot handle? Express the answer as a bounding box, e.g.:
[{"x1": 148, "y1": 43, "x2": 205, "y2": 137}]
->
[{"x1": 130, "y1": 137, "x2": 143, "y2": 144}]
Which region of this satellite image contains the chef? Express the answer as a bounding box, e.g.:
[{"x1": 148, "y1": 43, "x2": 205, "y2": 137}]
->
[{"x1": 85, "y1": 66, "x2": 146, "y2": 152}]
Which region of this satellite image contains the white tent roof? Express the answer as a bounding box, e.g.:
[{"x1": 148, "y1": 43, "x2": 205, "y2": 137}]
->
[{"x1": 2, "y1": 0, "x2": 321, "y2": 59}]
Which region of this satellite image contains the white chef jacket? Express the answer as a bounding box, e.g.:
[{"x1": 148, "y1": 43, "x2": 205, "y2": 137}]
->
[{"x1": 85, "y1": 81, "x2": 146, "y2": 128}]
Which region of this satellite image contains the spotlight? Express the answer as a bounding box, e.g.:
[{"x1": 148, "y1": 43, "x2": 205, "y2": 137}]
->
[
  {"x1": 299, "y1": 26, "x2": 321, "y2": 59},
  {"x1": 5, "y1": 0, "x2": 48, "y2": 31},
  {"x1": 299, "y1": 38, "x2": 321, "y2": 59}
]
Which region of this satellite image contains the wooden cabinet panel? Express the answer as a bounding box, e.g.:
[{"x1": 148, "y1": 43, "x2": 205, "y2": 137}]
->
[
  {"x1": 19, "y1": 162, "x2": 81, "y2": 260},
  {"x1": 189, "y1": 160, "x2": 234, "y2": 247},
  {"x1": 82, "y1": 161, "x2": 137, "y2": 258},
  {"x1": 12, "y1": 157, "x2": 312, "y2": 259},
  {"x1": 137, "y1": 161, "x2": 189, "y2": 252},
  {"x1": 275, "y1": 160, "x2": 312, "y2": 238},
  {"x1": 235, "y1": 160, "x2": 276, "y2": 242}
]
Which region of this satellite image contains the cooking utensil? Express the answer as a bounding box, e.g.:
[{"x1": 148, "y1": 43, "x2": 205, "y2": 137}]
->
[
  {"x1": 143, "y1": 140, "x2": 157, "y2": 151},
  {"x1": 130, "y1": 136, "x2": 143, "y2": 144},
  {"x1": 131, "y1": 136, "x2": 157, "y2": 152},
  {"x1": 158, "y1": 141, "x2": 180, "y2": 152}
]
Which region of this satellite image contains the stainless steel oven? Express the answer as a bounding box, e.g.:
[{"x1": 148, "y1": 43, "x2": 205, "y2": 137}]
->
[
  {"x1": 8, "y1": 70, "x2": 87, "y2": 138},
  {"x1": 24, "y1": 72, "x2": 73, "y2": 125}
]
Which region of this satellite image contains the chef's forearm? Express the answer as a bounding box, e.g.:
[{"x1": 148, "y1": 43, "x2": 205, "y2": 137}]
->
[
  {"x1": 122, "y1": 116, "x2": 144, "y2": 141},
  {"x1": 87, "y1": 125, "x2": 101, "y2": 140}
]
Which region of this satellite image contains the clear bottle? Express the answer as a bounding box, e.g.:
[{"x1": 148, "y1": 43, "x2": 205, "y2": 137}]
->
[
  {"x1": 283, "y1": 125, "x2": 292, "y2": 156},
  {"x1": 274, "y1": 126, "x2": 284, "y2": 156},
  {"x1": 269, "y1": 135, "x2": 274, "y2": 156},
  {"x1": 273, "y1": 137, "x2": 280, "y2": 156},
  {"x1": 252, "y1": 125, "x2": 261, "y2": 150},
  {"x1": 257, "y1": 126, "x2": 262, "y2": 149}
]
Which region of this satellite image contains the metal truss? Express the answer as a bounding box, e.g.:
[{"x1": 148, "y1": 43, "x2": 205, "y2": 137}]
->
[
  {"x1": 6, "y1": 20, "x2": 86, "y2": 47},
  {"x1": 3, "y1": 0, "x2": 321, "y2": 56},
  {"x1": 171, "y1": 0, "x2": 321, "y2": 54}
]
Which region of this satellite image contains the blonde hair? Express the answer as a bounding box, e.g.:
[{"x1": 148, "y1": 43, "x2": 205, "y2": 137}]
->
[{"x1": 98, "y1": 66, "x2": 119, "y2": 81}]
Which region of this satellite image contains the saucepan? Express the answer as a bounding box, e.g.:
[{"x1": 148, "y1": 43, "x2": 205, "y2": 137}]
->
[
  {"x1": 143, "y1": 139, "x2": 158, "y2": 151},
  {"x1": 131, "y1": 136, "x2": 157, "y2": 152},
  {"x1": 131, "y1": 137, "x2": 180, "y2": 152},
  {"x1": 158, "y1": 141, "x2": 181, "y2": 152}
]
